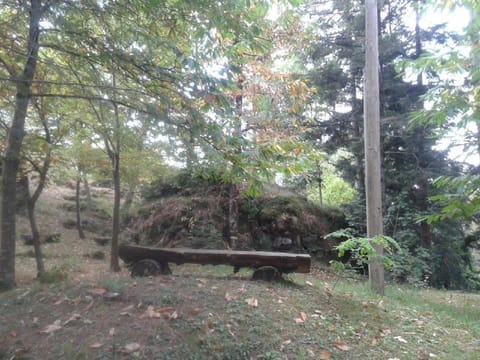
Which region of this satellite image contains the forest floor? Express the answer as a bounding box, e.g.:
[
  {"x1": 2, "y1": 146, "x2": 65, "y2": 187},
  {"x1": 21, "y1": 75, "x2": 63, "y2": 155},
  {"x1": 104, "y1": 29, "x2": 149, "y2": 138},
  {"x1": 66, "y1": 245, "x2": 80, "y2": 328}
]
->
[{"x1": 1, "y1": 186, "x2": 480, "y2": 360}]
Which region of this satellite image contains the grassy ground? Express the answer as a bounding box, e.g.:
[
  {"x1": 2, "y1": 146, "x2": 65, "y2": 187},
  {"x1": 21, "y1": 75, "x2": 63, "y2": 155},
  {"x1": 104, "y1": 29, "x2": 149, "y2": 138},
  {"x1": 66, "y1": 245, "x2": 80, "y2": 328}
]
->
[{"x1": 1, "y1": 187, "x2": 480, "y2": 359}]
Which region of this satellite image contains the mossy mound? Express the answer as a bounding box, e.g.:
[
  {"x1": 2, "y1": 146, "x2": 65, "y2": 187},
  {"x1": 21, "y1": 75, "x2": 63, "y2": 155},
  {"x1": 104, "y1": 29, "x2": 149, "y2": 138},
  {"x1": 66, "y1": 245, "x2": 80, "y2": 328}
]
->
[{"x1": 125, "y1": 183, "x2": 347, "y2": 261}]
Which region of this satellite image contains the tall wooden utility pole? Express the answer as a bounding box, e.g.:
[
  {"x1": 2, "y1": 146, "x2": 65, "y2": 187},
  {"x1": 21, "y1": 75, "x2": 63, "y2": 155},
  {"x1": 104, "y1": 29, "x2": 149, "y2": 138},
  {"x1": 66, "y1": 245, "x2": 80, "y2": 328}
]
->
[{"x1": 364, "y1": 0, "x2": 385, "y2": 295}]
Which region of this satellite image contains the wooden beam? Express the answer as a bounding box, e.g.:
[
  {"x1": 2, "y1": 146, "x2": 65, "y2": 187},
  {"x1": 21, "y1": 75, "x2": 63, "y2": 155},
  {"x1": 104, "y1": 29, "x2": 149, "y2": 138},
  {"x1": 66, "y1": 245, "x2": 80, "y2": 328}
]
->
[{"x1": 119, "y1": 245, "x2": 311, "y2": 274}]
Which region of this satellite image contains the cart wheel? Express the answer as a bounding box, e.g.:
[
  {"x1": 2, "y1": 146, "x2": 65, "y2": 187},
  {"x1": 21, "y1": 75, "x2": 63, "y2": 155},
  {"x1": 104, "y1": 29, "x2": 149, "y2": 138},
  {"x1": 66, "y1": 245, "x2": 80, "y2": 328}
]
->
[
  {"x1": 252, "y1": 266, "x2": 282, "y2": 281},
  {"x1": 131, "y1": 259, "x2": 171, "y2": 277}
]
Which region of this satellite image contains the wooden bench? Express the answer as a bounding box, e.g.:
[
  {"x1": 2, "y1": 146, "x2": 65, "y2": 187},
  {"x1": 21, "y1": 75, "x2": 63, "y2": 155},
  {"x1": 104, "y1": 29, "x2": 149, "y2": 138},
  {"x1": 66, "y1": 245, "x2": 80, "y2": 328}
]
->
[{"x1": 119, "y1": 244, "x2": 311, "y2": 281}]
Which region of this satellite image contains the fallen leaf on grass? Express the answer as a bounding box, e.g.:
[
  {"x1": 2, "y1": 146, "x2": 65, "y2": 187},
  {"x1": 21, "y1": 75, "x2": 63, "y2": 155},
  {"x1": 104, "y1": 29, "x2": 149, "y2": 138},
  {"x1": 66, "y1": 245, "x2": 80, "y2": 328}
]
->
[
  {"x1": 245, "y1": 298, "x2": 258, "y2": 307},
  {"x1": 280, "y1": 339, "x2": 291, "y2": 350},
  {"x1": 122, "y1": 304, "x2": 134, "y2": 312},
  {"x1": 103, "y1": 292, "x2": 121, "y2": 300},
  {"x1": 327, "y1": 324, "x2": 336, "y2": 332},
  {"x1": 122, "y1": 342, "x2": 141, "y2": 354},
  {"x1": 40, "y1": 320, "x2": 62, "y2": 334},
  {"x1": 157, "y1": 306, "x2": 176, "y2": 313},
  {"x1": 89, "y1": 287, "x2": 107, "y2": 296},
  {"x1": 140, "y1": 305, "x2": 162, "y2": 319},
  {"x1": 381, "y1": 328, "x2": 391, "y2": 336},
  {"x1": 63, "y1": 313, "x2": 81, "y2": 326},
  {"x1": 187, "y1": 308, "x2": 199, "y2": 316},
  {"x1": 202, "y1": 320, "x2": 214, "y2": 333},
  {"x1": 394, "y1": 336, "x2": 408, "y2": 343},
  {"x1": 307, "y1": 348, "x2": 315, "y2": 357},
  {"x1": 319, "y1": 349, "x2": 331, "y2": 359},
  {"x1": 53, "y1": 296, "x2": 69, "y2": 305},
  {"x1": 225, "y1": 292, "x2": 236, "y2": 302},
  {"x1": 305, "y1": 280, "x2": 314, "y2": 287},
  {"x1": 295, "y1": 311, "x2": 307, "y2": 324},
  {"x1": 332, "y1": 340, "x2": 351, "y2": 351},
  {"x1": 89, "y1": 342, "x2": 104, "y2": 349},
  {"x1": 168, "y1": 310, "x2": 178, "y2": 320}
]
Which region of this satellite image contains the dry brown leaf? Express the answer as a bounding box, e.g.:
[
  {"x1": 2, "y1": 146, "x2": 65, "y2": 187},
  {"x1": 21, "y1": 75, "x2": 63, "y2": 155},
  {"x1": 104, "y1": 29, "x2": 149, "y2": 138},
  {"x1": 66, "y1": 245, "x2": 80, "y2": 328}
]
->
[
  {"x1": 89, "y1": 342, "x2": 104, "y2": 349},
  {"x1": 202, "y1": 320, "x2": 214, "y2": 333},
  {"x1": 187, "y1": 308, "x2": 199, "y2": 316},
  {"x1": 332, "y1": 341, "x2": 351, "y2": 351},
  {"x1": 394, "y1": 336, "x2": 408, "y2": 343},
  {"x1": 90, "y1": 287, "x2": 107, "y2": 296},
  {"x1": 121, "y1": 304, "x2": 134, "y2": 312},
  {"x1": 157, "y1": 306, "x2": 176, "y2": 314},
  {"x1": 319, "y1": 349, "x2": 331, "y2": 359},
  {"x1": 103, "y1": 292, "x2": 120, "y2": 300},
  {"x1": 84, "y1": 301, "x2": 94, "y2": 311},
  {"x1": 168, "y1": 311, "x2": 178, "y2": 320},
  {"x1": 122, "y1": 342, "x2": 141, "y2": 354},
  {"x1": 381, "y1": 328, "x2": 391, "y2": 336},
  {"x1": 225, "y1": 292, "x2": 236, "y2": 302},
  {"x1": 63, "y1": 313, "x2": 81, "y2": 326},
  {"x1": 281, "y1": 339, "x2": 292, "y2": 350},
  {"x1": 295, "y1": 311, "x2": 307, "y2": 324},
  {"x1": 307, "y1": 348, "x2": 315, "y2": 357},
  {"x1": 327, "y1": 324, "x2": 336, "y2": 332},
  {"x1": 40, "y1": 320, "x2": 62, "y2": 334},
  {"x1": 140, "y1": 305, "x2": 161, "y2": 319},
  {"x1": 245, "y1": 298, "x2": 258, "y2": 307},
  {"x1": 53, "y1": 295, "x2": 70, "y2": 305}
]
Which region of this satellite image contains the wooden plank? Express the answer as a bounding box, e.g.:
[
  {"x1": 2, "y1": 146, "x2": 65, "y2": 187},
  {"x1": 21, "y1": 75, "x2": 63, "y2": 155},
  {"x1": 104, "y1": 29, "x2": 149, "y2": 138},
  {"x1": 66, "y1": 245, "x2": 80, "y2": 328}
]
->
[{"x1": 119, "y1": 245, "x2": 311, "y2": 273}]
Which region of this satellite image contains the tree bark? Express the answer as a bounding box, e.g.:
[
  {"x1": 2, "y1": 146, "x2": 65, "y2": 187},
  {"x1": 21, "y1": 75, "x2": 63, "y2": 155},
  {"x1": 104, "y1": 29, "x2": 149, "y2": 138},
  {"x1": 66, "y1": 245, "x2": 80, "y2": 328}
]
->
[
  {"x1": 82, "y1": 172, "x2": 93, "y2": 210},
  {"x1": 23, "y1": 176, "x2": 45, "y2": 276},
  {"x1": 121, "y1": 185, "x2": 135, "y2": 223},
  {"x1": 364, "y1": 0, "x2": 385, "y2": 295},
  {"x1": 0, "y1": 0, "x2": 44, "y2": 289},
  {"x1": 111, "y1": 152, "x2": 121, "y2": 271},
  {"x1": 75, "y1": 175, "x2": 86, "y2": 239},
  {"x1": 109, "y1": 66, "x2": 121, "y2": 272}
]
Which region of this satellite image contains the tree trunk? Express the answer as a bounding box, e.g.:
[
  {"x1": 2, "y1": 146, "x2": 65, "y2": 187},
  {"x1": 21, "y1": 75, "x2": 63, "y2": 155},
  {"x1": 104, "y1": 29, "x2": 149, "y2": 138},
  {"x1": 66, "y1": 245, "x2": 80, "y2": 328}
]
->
[
  {"x1": 222, "y1": 76, "x2": 244, "y2": 250},
  {"x1": 0, "y1": 0, "x2": 43, "y2": 289},
  {"x1": 24, "y1": 178, "x2": 45, "y2": 276},
  {"x1": 109, "y1": 66, "x2": 121, "y2": 272},
  {"x1": 110, "y1": 152, "x2": 121, "y2": 272},
  {"x1": 364, "y1": 0, "x2": 385, "y2": 295},
  {"x1": 76, "y1": 175, "x2": 86, "y2": 239},
  {"x1": 121, "y1": 185, "x2": 135, "y2": 223},
  {"x1": 82, "y1": 172, "x2": 93, "y2": 210}
]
